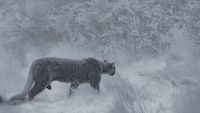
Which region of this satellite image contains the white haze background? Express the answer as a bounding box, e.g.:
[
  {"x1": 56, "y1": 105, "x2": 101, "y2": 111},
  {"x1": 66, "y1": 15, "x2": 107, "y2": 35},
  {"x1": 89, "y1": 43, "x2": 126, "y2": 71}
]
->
[{"x1": 0, "y1": 0, "x2": 200, "y2": 113}]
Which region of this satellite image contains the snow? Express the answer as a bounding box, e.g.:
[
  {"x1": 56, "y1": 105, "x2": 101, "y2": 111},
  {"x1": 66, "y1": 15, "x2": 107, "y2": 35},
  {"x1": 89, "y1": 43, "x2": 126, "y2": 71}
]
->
[{"x1": 0, "y1": 0, "x2": 200, "y2": 113}]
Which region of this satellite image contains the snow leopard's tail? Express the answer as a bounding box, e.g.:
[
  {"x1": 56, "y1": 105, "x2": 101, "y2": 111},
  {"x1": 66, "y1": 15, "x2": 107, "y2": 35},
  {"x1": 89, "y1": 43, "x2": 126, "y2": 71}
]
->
[{"x1": 9, "y1": 70, "x2": 34, "y2": 102}]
